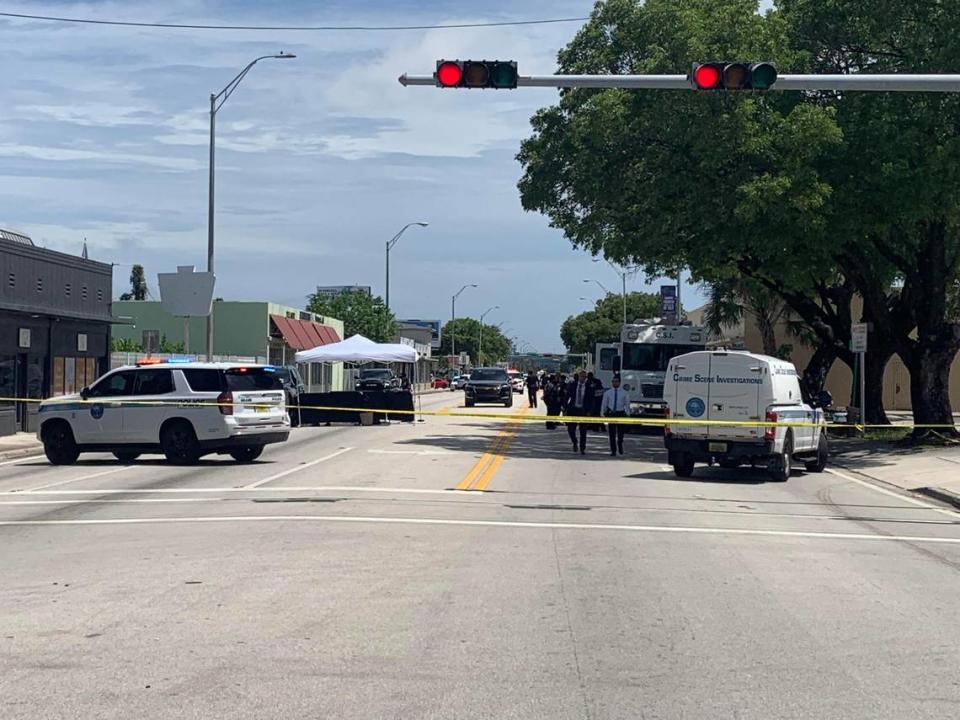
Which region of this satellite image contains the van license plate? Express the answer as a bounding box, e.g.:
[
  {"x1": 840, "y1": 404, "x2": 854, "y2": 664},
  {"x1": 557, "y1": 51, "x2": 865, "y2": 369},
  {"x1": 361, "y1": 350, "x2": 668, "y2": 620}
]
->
[{"x1": 708, "y1": 442, "x2": 727, "y2": 452}]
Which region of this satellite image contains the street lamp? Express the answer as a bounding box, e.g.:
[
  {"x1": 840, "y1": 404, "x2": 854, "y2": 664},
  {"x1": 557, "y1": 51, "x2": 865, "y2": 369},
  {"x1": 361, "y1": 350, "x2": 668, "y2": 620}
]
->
[
  {"x1": 478, "y1": 305, "x2": 499, "y2": 365},
  {"x1": 592, "y1": 258, "x2": 641, "y2": 325},
  {"x1": 583, "y1": 278, "x2": 612, "y2": 295},
  {"x1": 206, "y1": 51, "x2": 296, "y2": 360},
  {"x1": 450, "y1": 283, "x2": 477, "y2": 362},
  {"x1": 385, "y1": 222, "x2": 429, "y2": 312}
]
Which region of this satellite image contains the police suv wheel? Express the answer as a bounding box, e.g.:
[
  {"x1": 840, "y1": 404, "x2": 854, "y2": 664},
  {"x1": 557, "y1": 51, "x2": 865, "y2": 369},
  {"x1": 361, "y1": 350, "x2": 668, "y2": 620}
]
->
[
  {"x1": 161, "y1": 420, "x2": 201, "y2": 465},
  {"x1": 230, "y1": 446, "x2": 263, "y2": 463},
  {"x1": 42, "y1": 423, "x2": 79, "y2": 465}
]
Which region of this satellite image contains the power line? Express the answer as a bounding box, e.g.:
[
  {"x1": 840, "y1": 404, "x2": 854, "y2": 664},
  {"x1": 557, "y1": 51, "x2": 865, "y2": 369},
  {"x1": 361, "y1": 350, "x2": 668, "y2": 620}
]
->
[{"x1": 0, "y1": 11, "x2": 589, "y2": 32}]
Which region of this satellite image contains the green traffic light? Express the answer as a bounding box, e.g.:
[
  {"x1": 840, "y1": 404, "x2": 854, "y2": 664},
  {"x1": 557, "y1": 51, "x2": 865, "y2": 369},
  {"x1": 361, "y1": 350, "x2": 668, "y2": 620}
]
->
[
  {"x1": 750, "y1": 63, "x2": 778, "y2": 90},
  {"x1": 490, "y1": 61, "x2": 518, "y2": 89}
]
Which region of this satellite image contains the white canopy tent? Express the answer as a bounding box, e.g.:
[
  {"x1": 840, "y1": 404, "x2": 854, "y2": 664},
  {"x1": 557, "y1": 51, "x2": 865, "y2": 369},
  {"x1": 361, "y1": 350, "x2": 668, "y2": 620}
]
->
[
  {"x1": 294, "y1": 334, "x2": 419, "y2": 364},
  {"x1": 294, "y1": 334, "x2": 422, "y2": 421}
]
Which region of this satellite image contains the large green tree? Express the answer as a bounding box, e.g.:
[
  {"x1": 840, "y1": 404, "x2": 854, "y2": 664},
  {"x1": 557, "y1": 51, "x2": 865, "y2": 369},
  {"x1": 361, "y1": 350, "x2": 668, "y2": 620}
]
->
[
  {"x1": 439, "y1": 318, "x2": 511, "y2": 365},
  {"x1": 560, "y1": 291, "x2": 660, "y2": 354},
  {"x1": 306, "y1": 290, "x2": 398, "y2": 343},
  {"x1": 518, "y1": 0, "x2": 960, "y2": 432}
]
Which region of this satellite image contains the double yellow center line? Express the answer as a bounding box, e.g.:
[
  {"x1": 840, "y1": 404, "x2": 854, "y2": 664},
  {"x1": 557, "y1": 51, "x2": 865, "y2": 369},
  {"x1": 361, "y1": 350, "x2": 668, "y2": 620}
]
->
[{"x1": 455, "y1": 407, "x2": 530, "y2": 491}]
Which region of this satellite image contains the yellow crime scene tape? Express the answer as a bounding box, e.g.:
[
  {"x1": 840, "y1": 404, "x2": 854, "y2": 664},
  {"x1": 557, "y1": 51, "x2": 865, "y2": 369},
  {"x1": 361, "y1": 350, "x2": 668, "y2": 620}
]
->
[{"x1": 6, "y1": 396, "x2": 959, "y2": 431}]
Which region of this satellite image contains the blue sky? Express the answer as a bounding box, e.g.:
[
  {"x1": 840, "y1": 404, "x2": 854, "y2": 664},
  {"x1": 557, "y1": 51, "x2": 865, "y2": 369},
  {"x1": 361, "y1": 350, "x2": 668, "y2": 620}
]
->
[{"x1": 0, "y1": 1, "x2": 701, "y2": 352}]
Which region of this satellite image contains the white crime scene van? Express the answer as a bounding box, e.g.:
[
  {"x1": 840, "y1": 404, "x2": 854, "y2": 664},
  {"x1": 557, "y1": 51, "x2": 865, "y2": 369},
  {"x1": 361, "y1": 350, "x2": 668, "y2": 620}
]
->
[
  {"x1": 663, "y1": 351, "x2": 829, "y2": 481},
  {"x1": 37, "y1": 360, "x2": 290, "y2": 465}
]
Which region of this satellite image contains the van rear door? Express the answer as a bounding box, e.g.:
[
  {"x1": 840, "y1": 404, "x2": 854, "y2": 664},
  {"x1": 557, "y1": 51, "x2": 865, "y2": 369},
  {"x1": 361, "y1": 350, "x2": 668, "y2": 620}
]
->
[
  {"x1": 669, "y1": 353, "x2": 711, "y2": 438},
  {"x1": 704, "y1": 353, "x2": 764, "y2": 441}
]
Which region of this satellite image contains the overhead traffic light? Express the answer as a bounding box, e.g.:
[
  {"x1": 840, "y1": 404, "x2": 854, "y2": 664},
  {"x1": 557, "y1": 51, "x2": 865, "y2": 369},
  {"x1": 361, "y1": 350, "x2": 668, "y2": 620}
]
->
[
  {"x1": 435, "y1": 60, "x2": 518, "y2": 89},
  {"x1": 690, "y1": 62, "x2": 778, "y2": 91}
]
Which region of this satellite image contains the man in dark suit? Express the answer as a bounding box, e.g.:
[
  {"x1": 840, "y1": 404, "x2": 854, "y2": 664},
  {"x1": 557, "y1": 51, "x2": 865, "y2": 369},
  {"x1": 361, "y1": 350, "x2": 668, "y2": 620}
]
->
[{"x1": 565, "y1": 369, "x2": 595, "y2": 455}]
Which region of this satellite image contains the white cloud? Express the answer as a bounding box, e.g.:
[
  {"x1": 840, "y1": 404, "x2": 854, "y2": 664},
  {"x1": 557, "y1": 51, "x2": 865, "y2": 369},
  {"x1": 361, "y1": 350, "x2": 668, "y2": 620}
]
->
[{"x1": 0, "y1": 143, "x2": 201, "y2": 170}]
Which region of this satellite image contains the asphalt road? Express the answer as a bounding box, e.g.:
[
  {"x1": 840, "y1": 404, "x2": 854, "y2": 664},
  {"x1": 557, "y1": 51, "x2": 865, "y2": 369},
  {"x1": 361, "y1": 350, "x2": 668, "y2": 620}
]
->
[{"x1": 2, "y1": 390, "x2": 960, "y2": 719}]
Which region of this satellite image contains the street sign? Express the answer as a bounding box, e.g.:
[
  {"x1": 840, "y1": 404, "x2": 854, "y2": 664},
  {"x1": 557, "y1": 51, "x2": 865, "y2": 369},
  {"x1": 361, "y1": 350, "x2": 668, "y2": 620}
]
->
[
  {"x1": 851, "y1": 323, "x2": 868, "y2": 353},
  {"x1": 660, "y1": 285, "x2": 678, "y2": 323}
]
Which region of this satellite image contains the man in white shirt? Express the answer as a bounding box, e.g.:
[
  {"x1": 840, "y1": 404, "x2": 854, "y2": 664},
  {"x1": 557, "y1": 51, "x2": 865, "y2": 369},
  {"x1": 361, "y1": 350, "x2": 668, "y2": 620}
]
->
[{"x1": 601, "y1": 374, "x2": 629, "y2": 456}]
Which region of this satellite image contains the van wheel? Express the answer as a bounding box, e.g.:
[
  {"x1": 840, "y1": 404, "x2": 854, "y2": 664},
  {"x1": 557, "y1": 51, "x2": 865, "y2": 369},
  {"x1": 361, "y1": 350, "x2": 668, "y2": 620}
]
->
[
  {"x1": 161, "y1": 420, "x2": 201, "y2": 465},
  {"x1": 42, "y1": 422, "x2": 79, "y2": 465},
  {"x1": 113, "y1": 451, "x2": 141, "y2": 463},
  {"x1": 769, "y1": 433, "x2": 793, "y2": 482},
  {"x1": 804, "y1": 433, "x2": 828, "y2": 473},
  {"x1": 673, "y1": 455, "x2": 695, "y2": 478},
  {"x1": 230, "y1": 446, "x2": 263, "y2": 463}
]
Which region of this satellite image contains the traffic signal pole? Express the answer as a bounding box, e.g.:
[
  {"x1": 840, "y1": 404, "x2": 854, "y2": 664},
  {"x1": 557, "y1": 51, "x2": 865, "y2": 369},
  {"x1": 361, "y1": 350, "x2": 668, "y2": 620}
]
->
[{"x1": 399, "y1": 73, "x2": 960, "y2": 92}]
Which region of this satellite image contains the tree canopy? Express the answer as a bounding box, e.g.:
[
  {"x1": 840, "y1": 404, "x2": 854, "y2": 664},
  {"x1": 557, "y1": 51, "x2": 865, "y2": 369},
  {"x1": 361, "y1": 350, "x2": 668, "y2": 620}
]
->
[
  {"x1": 560, "y1": 291, "x2": 660, "y2": 354},
  {"x1": 306, "y1": 290, "x2": 398, "y2": 343},
  {"x1": 439, "y1": 318, "x2": 511, "y2": 365},
  {"x1": 119, "y1": 264, "x2": 148, "y2": 301},
  {"x1": 518, "y1": 0, "x2": 960, "y2": 431}
]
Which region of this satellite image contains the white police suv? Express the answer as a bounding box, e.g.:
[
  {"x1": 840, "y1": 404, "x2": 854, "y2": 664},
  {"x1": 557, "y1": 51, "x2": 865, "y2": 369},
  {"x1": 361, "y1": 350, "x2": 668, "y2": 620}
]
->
[{"x1": 37, "y1": 360, "x2": 290, "y2": 465}]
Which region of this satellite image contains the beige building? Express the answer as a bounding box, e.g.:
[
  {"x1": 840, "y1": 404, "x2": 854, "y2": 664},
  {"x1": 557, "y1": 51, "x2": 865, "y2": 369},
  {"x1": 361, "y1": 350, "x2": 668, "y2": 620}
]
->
[{"x1": 689, "y1": 302, "x2": 960, "y2": 411}]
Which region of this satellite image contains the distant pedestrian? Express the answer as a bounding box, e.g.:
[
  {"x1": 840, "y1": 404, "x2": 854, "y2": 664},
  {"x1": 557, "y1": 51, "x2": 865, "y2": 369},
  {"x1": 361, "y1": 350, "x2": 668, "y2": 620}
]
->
[
  {"x1": 601, "y1": 374, "x2": 629, "y2": 456},
  {"x1": 526, "y1": 370, "x2": 539, "y2": 408},
  {"x1": 587, "y1": 371, "x2": 605, "y2": 432},
  {"x1": 565, "y1": 369, "x2": 596, "y2": 455}
]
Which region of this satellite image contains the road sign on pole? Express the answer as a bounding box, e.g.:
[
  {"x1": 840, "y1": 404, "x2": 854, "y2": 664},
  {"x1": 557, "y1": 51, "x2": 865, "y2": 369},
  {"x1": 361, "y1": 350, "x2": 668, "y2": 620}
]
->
[{"x1": 851, "y1": 323, "x2": 868, "y2": 353}]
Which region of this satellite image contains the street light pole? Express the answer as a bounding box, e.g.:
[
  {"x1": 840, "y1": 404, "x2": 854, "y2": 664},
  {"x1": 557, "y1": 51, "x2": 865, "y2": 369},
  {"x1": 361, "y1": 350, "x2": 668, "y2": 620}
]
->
[
  {"x1": 206, "y1": 52, "x2": 295, "y2": 360},
  {"x1": 478, "y1": 305, "x2": 499, "y2": 365},
  {"x1": 385, "y1": 221, "x2": 428, "y2": 312},
  {"x1": 450, "y1": 283, "x2": 477, "y2": 364}
]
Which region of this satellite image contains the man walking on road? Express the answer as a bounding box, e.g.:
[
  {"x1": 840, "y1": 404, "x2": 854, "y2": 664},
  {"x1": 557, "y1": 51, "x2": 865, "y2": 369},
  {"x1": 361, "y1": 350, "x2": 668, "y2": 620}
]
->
[
  {"x1": 601, "y1": 374, "x2": 629, "y2": 456},
  {"x1": 565, "y1": 369, "x2": 595, "y2": 455},
  {"x1": 526, "y1": 370, "x2": 539, "y2": 408}
]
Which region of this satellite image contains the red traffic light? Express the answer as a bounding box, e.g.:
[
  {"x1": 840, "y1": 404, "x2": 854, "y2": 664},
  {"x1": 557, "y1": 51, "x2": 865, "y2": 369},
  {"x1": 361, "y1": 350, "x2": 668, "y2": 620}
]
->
[
  {"x1": 692, "y1": 63, "x2": 722, "y2": 90},
  {"x1": 436, "y1": 61, "x2": 463, "y2": 88},
  {"x1": 434, "y1": 59, "x2": 518, "y2": 89}
]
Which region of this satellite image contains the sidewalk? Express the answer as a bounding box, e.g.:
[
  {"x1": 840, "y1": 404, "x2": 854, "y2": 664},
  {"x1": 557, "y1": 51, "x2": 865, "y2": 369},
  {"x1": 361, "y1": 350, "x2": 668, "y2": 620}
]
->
[
  {"x1": 829, "y1": 436, "x2": 960, "y2": 510},
  {"x1": 0, "y1": 432, "x2": 44, "y2": 462}
]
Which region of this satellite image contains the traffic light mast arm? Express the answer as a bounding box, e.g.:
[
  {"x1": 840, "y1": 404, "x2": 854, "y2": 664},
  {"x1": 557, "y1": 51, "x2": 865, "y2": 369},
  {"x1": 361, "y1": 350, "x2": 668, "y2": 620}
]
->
[{"x1": 399, "y1": 73, "x2": 960, "y2": 92}]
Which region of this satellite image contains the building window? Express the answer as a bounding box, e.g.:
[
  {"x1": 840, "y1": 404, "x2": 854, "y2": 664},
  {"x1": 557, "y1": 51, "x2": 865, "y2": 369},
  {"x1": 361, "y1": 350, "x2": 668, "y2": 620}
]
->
[
  {"x1": 81, "y1": 285, "x2": 88, "y2": 300},
  {"x1": 52, "y1": 357, "x2": 98, "y2": 396},
  {"x1": 65, "y1": 283, "x2": 71, "y2": 297},
  {"x1": 299, "y1": 311, "x2": 311, "y2": 321},
  {"x1": 286, "y1": 312, "x2": 295, "y2": 319},
  {"x1": 36, "y1": 277, "x2": 43, "y2": 293},
  {"x1": 97, "y1": 288, "x2": 103, "y2": 302},
  {"x1": 7, "y1": 273, "x2": 14, "y2": 288}
]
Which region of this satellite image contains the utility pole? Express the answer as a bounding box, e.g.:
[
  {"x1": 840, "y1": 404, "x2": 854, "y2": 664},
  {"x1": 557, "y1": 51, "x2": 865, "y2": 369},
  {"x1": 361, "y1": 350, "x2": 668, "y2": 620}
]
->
[{"x1": 385, "y1": 222, "x2": 428, "y2": 312}]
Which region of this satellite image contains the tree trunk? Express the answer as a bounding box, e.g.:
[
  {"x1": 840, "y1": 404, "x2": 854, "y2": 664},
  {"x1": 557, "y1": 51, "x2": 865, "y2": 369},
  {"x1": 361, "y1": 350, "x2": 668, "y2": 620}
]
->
[
  {"x1": 755, "y1": 309, "x2": 779, "y2": 356},
  {"x1": 799, "y1": 344, "x2": 835, "y2": 404},
  {"x1": 863, "y1": 347, "x2": 892, "y2": 426},
  {"x1": 903, "y1": 343, "x2": 960, "y2": 438}
]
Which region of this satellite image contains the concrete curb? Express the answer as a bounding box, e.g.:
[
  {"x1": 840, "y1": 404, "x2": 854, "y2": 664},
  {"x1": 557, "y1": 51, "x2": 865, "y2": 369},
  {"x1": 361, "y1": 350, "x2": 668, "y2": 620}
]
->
[
  {"x1": 0, "y1": 445, "x2": 45, "y2": 463},
  {"x1": 915, "y1": 486, "x2": 960, "y2": 511}
]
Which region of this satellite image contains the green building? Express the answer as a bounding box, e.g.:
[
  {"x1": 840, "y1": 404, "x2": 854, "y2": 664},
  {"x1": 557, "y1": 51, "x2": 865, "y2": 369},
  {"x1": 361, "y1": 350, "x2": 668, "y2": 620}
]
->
[{"x1": 112, "y1": 301, "x2": 345, "y2": 391}]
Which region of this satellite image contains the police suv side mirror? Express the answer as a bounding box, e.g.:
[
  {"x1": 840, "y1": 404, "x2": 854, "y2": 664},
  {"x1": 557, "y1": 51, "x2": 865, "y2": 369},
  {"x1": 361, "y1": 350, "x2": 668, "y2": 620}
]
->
[{"x1": 80, "y1": 387, "x2": 90, "y2": 400}]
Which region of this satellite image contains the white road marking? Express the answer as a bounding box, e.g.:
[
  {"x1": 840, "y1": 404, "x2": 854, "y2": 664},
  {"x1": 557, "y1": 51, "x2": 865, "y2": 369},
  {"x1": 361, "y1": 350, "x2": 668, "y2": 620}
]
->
[
  {"x1": 367, "y1": 449, "x2": 452, "y2": 456},
  {"x1": 242, "y1": 447, "x2": 354, "y2": 489},
  {"x1": 0, "y1": 454, "x2": 47, "y2": 467},
  {"x1": 826, "y1": 468, "x2": 959, "y2": 518},
  {"x1": 19, "y1": 465, "x2": 132, "y2": 492},
  {"x1": 1, "y1": 513, "x2": 959, "y2": 544},
  {"x1": 0, "y1": 485, "x2": 481, "y2": 496}
]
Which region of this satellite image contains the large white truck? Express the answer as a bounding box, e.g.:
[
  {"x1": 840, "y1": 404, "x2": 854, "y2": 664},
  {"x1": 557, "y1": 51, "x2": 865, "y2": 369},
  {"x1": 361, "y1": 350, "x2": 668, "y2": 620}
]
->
[
  {"x1": 595, "y1": 324, "x2": 707, "y2": 421},
  {"x1": 662, "y1": 350, "x2": 829, "y2": 481}
]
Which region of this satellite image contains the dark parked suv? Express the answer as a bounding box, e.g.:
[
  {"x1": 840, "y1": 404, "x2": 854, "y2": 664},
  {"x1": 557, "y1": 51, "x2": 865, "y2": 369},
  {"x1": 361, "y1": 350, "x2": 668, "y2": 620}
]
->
[
  {"x1": 355, "y1": 368, "x2": 401, "y2": 392},
  {"x1": 465, "y1": 367, "x2": 513, "y2": 408}
]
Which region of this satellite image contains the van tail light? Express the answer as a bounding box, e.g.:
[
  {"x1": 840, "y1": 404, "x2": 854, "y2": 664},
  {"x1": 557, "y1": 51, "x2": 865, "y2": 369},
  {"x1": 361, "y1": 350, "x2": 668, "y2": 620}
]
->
[
  {"x1": 664, "y1": 406, "x2": 671, "y2": 437},
  {"x1": 217, "y1": 391, "x2": 234, "y2": 416},
  {"x1": 764, "y1": 410, "x2": 777, "y2": 441}
]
